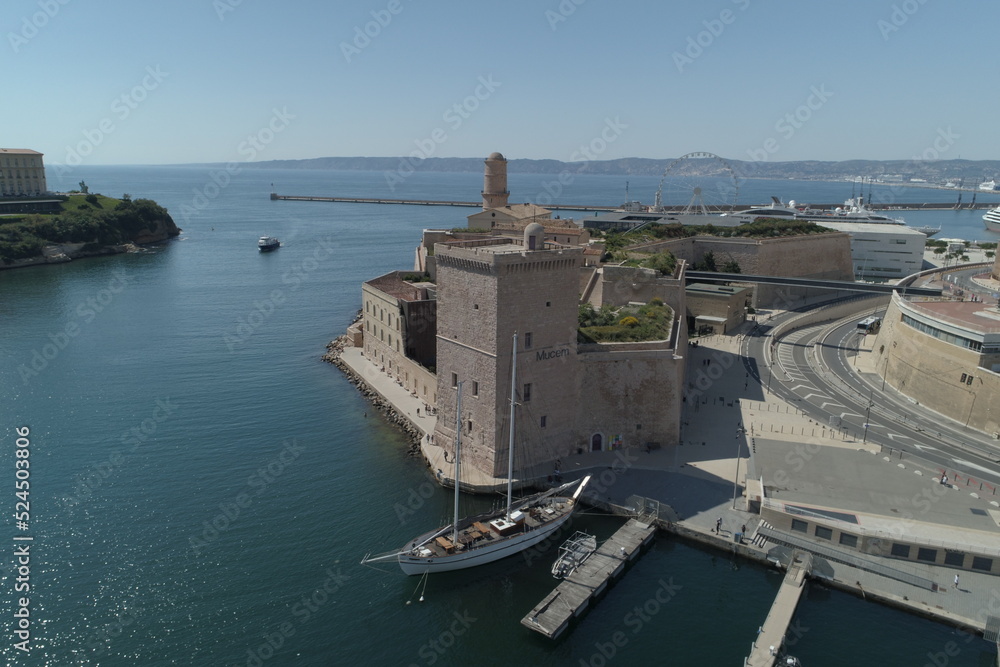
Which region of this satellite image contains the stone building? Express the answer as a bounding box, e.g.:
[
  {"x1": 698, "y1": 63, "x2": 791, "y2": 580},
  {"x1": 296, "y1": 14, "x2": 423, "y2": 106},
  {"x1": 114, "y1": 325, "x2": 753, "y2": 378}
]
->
[
  {"x1": 875, "y1": 288, "x2": 1000, "y2": 435},
  {"x1": 481, "y1": 151, "x2": 509, "y2": 209},
  {"x1": 0, "y1": 148, "x2": 47, "y2": 197},
  {"x1": 361, "y1": 271, "x2": 438, "y2": 405},
  {"x1": 685, "y1": 283, "x2": 753, "y2": 335},
  {"x1": 431, "y1": 223, "x2": 686, "y2": 479}
]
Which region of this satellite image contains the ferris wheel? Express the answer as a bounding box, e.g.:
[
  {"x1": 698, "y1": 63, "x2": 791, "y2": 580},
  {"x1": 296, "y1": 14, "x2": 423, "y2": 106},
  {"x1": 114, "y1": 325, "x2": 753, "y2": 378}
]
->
[{"x1": 653, "y1": 152, "x2": 740, "y2": 214}]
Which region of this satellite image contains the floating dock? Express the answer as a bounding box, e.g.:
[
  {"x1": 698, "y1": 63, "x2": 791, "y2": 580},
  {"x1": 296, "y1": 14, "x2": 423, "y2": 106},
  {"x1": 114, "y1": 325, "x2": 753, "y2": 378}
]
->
[
  {"x1": 520, "y1": 518, "x2": 656, "y2": 639},
  {"x1": 745, "y1": 550, "x2": 813, "y2": 667}
]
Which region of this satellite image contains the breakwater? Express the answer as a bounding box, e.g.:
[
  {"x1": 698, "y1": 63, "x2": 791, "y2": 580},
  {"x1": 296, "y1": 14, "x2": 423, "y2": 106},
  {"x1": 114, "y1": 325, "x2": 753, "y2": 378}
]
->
[{"x1": 271, "y1": 192, "x2": 995, "y2": 212}]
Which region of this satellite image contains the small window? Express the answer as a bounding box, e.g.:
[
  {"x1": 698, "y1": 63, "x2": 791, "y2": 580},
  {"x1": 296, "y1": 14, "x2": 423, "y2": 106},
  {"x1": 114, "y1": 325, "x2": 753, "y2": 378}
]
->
[
  {"x1": 540, "y1": 416, "x2": 547, "y2": 428},
  {"x1": 790, "y1": 519, "x2": 807, "y2": 533},
  {"x1": 838, "y1": 533, "x2": 858, "y2": 548},
  {"x1": 636, "y1": 424, "x2": 642, "y2": 430},
  {"x1": 451, "y1": 373, "x2": 458, "y2": 388},
  {"x1": 472, "y1": 381, "x2": 479, "y2": 396},
  {"x1": 473, "y1": 304, "x2": 479, "y2": 310},
  {"x1": 814, "y1": 526, "x2": 832, "y2": 540},
  {"x1": 890, "y1": 543, "x2": 910, "y2": 558},
  {"x1": 524, "y1": 332, "x2": 532, "y2": 349},
  {"x1": 944, "y1": 551, "x2": 965, "y2": 567},
  {"x1": 468, "y1": 420, "x2": 473, "y2": 433},
  {"x1": 546, "y1": 301, "x2": 551, "y2": 307},
  {"x1": 523, "y1": 383, "x2": 531, "y2": 402},
  {"x1": 917, "y1": 548, "x2": 937, "y2": 562},
  {"x1": 967, "y1": 375, "x2": 974, "y2": 385},
  {"x1": 972, "y1": 556, "x2": 993, "y2": 571}
]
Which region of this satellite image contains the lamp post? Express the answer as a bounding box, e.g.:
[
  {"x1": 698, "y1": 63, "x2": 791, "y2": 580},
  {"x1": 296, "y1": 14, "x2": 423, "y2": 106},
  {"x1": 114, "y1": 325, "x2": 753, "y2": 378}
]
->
[
  {"x1": 862, "y1": 389, "x2": 874, "y2": 444},
  {"x1": 732, "y1": 427, "x2": 745, "y2": 509}
]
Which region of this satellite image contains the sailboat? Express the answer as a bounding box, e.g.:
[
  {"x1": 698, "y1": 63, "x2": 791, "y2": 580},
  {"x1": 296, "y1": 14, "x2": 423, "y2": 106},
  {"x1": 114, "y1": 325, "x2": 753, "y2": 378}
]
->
[{"x1": 362, "y1": 333, "x2": 591, "y2": 576}]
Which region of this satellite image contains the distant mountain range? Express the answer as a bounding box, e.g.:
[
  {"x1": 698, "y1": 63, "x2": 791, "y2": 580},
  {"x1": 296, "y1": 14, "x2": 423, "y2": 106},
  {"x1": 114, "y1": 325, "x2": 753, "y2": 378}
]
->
[{"x1": 239, "y1": 155, "x2": 1000, "y2": 184}]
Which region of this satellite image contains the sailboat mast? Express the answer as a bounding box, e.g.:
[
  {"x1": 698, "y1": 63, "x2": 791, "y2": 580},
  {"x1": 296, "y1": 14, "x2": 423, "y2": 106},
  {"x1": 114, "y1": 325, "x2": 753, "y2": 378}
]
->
[
  {"x1": 453, "y1": 382, "x2": 463, "y2": 545},
  {"x1": 506, "y1": 332, "x2": 517, "y2": 520}
]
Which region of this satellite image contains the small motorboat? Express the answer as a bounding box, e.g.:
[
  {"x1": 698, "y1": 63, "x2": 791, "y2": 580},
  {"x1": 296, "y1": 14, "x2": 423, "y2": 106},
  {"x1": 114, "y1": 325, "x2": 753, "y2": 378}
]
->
[
  {"x1": 551, "y1": 531, "x2": 597, "y2": 579},
  {"x1": 258, "y1": 236, "x2": 280, "y2": 251}
]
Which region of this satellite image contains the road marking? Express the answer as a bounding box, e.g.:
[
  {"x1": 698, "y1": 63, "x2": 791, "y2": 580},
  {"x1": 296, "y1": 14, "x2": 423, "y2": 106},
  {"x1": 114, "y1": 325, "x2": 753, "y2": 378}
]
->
[
  {"x1": 802, "y1": 392, "x2": 834, "y2": 401},
  {"x1": 952, "y1": 458, "x2": 1000, "y2": 477},
  {"x1": 840, "y1": 412, "x2": 863, "y2": 419},
  {"x1": 820, "y1": 401, "x2": 846, "y2": 410}
]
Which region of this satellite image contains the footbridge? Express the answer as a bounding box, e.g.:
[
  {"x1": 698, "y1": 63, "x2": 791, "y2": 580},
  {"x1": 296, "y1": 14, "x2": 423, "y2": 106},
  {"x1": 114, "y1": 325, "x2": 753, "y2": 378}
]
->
[{"x1": 684, "y1": 271, "x2": 943, "y2": 298}]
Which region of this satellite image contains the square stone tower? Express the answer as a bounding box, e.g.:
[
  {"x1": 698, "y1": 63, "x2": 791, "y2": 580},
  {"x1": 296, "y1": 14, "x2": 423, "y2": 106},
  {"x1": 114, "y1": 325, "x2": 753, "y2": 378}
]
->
[{"x1": 433, "y1": 224, "x2": 583, "y2": 479}]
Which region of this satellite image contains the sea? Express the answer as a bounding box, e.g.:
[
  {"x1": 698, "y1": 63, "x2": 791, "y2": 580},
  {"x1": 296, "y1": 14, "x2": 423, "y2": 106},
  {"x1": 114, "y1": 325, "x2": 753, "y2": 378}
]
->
[{"x1": 1, "y1": 164, "x2": 997, "y2": 666}]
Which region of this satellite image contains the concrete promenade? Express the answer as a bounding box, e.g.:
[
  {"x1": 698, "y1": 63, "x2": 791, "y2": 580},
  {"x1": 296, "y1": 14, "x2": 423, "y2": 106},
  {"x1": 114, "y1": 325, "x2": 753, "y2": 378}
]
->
[{"x1": 332, "y1": 317, "x2": 1000, "y2": 642}]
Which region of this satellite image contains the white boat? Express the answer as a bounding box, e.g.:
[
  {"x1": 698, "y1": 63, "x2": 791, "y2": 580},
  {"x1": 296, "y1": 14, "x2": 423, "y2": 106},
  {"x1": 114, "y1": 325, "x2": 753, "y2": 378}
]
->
[
  {"x1": 362, "y1": 333, "x2": 591, "y2": 576},
  {"x1": 551, "y1": 531, "x2": 597, "y2": 579},
  {"x1": 979, "y1": 180, "x2": 998, "y2": 191},
  {"x1": 983, "y1": 206, "x2": 1000, "y2": 232},
  {"x1": 258, "y1": 236, "x2": 280, "y2": 251}
]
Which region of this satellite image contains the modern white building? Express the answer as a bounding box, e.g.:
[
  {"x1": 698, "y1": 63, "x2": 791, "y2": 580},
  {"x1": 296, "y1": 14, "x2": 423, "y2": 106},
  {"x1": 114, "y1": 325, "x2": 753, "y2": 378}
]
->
[
  {"x1": 816, "y1": 221, "x2": 926, "y2": 281},
  {"x1": 0, "y1": 148, "x2": 47, "y2": 197}
]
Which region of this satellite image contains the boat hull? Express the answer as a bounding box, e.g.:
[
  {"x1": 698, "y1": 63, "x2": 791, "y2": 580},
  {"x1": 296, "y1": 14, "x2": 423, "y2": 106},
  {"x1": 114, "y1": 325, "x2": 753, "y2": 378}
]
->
[
  {"x1": 983, "y1": 210, "x2": 1000, "y2": 232},
  {"x1": 397, "y1": 502, "x2": 575, "y2": 575}
]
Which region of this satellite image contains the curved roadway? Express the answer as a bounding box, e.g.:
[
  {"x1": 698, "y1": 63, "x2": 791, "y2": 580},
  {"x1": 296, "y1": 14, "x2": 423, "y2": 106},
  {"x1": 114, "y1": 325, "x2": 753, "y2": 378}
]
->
[{"x1": 741, "y1": 306, "x2": 1000, "y2": 488}]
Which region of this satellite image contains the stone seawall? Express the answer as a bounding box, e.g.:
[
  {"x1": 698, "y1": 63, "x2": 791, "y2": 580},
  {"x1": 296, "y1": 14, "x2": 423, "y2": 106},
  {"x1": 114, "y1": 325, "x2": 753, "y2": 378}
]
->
[{"x1": 321, "y1": 336, "x2": 424, "y2": 456}]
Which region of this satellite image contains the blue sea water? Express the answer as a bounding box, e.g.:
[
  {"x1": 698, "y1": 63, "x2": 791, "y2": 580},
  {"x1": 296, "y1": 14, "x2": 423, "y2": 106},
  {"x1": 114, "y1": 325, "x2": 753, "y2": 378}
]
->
[{"x1": 0, "y1": 165, "x2": 995, "y2": 666}]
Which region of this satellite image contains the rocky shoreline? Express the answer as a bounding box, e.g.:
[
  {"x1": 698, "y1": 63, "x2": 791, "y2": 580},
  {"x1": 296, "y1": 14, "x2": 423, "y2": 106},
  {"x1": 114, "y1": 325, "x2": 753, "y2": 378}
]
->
[{"x1": 322, "y1": 336, "x2": 424, "y2": 456}]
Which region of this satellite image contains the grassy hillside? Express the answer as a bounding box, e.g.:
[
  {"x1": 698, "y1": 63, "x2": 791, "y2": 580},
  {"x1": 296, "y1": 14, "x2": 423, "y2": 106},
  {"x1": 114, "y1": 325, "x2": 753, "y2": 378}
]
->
[{"x1": 0, "y1": 194, "x2": 179, "y2": 264}]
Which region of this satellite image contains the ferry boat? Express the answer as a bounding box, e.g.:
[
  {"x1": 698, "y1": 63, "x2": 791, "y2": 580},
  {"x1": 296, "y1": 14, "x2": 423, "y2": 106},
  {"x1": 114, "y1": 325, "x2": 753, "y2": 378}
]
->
[
  {"x1": 983, "y1": 206, "x2": 1000, "y2": 232},
  {"x1": 979, "y1": 180, "x2": 999, "y2": 191},
  {"x1": 258, "y1": 236, "x2": 280, "y2": 251}
]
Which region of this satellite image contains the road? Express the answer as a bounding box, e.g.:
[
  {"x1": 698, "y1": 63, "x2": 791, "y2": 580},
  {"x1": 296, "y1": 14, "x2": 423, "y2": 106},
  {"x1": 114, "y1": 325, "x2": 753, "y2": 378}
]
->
[{"x1": 740, "y1": 307, "x2": 1000, "y2": 489}]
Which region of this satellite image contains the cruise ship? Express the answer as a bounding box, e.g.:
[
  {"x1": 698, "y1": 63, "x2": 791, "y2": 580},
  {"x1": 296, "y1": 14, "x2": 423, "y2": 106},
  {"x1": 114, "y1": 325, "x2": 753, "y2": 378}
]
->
[
  {"x1": 983, "y1": 206, "x2": 1000, "y2": 232},
  {"x1": 979, "y1": 180, "x2": 999, "y2": 191},
  {"x1": 722, "y1": 197, "x2": 940, "y2": 236}
]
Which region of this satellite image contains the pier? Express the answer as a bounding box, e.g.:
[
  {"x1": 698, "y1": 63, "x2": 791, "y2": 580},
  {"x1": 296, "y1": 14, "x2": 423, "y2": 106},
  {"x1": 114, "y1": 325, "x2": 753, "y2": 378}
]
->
[
  {"x1": 745, "y1": 551, "x2": 813, "y2": 667},
  {"x1": 271, "y1": 192, "x2": 996, "y2": 212},
  {"x1": 520, "y1": 518, "x2": 655, "y2": 640}
]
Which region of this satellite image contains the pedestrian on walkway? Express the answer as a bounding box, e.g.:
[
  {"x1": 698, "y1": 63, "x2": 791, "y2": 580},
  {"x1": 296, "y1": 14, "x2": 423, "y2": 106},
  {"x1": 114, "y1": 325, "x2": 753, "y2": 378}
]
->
[
  {"x1": 954, "y1": 574, "x2": 960, "y2": 589},
  {"x1": 715, "y1": 517, "x2": 722, "y2": 534}
]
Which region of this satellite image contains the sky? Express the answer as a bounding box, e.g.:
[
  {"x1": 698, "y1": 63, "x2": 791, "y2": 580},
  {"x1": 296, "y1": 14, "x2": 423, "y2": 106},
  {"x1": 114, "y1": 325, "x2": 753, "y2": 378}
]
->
[{"x1": 2, "y1": 0, "x2": 997, "y2": 167}]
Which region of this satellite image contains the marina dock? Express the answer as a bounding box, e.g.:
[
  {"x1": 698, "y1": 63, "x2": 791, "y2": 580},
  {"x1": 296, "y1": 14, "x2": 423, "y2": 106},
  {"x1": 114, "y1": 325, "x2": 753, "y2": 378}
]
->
[
  {"x1": 745, "y1": 551, "x2": 813, "y2": 667},
  {"x1": 520, "y1": 518, "x2": 655, "y2": 640}
]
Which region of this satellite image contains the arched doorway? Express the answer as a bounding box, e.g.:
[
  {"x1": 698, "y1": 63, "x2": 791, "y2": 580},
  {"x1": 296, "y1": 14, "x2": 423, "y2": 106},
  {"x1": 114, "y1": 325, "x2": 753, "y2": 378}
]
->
[{"x1": 591, "y1": 433, "x2": 603, "y2": 452}]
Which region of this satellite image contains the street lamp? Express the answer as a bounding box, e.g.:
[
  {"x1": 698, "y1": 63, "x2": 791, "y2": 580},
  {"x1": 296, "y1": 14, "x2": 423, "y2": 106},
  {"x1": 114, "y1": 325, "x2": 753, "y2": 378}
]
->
[
  {"x1": 862, "y1": 388, "x2": 874, "y2": 444},
  {"x1": 732, "y1": 427, "x2": 745, "y2": 509}
]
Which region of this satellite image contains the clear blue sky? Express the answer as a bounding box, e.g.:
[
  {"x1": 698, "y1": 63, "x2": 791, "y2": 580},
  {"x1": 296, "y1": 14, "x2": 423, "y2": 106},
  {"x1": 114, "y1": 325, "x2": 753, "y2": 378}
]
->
[{"x1": 3, "y1": 0, "x2": 996, "y2": 166}]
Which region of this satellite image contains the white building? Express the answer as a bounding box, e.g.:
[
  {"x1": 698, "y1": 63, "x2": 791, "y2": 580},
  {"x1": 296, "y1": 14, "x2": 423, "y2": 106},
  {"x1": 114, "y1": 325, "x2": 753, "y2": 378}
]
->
[{"x1": 816, "y1": 221, "x2": 926, "y2": 281}]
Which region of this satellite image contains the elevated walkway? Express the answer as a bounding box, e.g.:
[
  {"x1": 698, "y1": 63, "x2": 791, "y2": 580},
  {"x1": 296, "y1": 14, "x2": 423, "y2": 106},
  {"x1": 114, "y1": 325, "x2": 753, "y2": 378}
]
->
[{"x1": 745, "y1": 551, "x2": 812, "y2": 667}]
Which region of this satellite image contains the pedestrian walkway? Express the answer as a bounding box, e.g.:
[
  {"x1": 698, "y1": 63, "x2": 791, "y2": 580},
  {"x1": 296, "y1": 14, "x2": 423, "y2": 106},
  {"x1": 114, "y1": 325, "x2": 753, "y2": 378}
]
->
[{"x1": 746, "y1": 551, "x2": 812, "y2": 667}]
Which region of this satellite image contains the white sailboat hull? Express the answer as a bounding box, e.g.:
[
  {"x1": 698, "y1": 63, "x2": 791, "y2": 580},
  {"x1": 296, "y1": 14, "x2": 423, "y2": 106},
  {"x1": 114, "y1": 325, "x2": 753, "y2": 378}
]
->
[{"x1": 397, "y1": 501, "x2": 576, "y2": 575}]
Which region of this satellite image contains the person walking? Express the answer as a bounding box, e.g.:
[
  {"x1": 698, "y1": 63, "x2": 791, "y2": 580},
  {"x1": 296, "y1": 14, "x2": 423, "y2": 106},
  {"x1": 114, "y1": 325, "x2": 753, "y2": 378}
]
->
[
  {"x1": 715, "y1": 517, "x2": 722, "y2": 534},
  {"x1": 954, "y1": 574, "x2": 960, "y2": 589}
]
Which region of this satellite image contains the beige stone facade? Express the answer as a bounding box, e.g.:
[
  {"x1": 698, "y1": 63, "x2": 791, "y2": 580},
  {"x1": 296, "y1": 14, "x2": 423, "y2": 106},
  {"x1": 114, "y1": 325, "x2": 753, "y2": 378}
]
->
[
  {"x1": 685, "y1": 283, "x2": 753, "y2": 335},
  {"x1": 481, "y1": 152, "x2": 509, "y2": 209},
  {"x1": 0, "y1": 148, "x2": 47, "y2": 197},
  {"x1": 632, "y1": 232, "x2": 854, "y2": 308},
  {"x1": 431, "y1": 227, "x2": 687, "y2": 479},
  {"x1": 875, "y1": 292, "x2": 1000, "y2": 434},
  {"x1": 361, "y1": 272, "x2": 438, "y2": 403}
]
